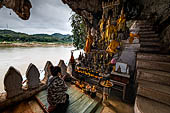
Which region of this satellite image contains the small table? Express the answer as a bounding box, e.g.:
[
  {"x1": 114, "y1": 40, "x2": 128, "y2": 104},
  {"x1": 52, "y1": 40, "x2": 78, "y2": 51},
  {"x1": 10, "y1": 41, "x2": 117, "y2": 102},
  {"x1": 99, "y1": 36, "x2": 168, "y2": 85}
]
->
[
  {"x1": 110, "y1": 71, "x2": 130, "y2": 100},
  {"x1": 110, "y1": 80, "x2": 127, "y2": 100},
  {"x1": 100, "y1": 80, "x2": 113, "y2": 104}
]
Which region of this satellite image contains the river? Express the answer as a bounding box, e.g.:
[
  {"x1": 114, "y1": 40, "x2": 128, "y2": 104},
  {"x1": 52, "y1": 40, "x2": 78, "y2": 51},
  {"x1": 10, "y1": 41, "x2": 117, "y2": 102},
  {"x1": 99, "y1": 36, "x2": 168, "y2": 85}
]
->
[{"x1": 0, "y1": 46, "x2": 81, "y2": 92}]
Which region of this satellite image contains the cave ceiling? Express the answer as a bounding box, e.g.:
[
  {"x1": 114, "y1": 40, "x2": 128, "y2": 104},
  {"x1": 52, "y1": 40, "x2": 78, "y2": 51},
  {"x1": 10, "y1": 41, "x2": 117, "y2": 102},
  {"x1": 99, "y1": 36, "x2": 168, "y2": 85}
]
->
[
  {"x1": 0, "y1": 0, "x2": 169, "y2": 27},
  {"x1": 0, "y1": 0, "x2": 32, "y2": 20}
]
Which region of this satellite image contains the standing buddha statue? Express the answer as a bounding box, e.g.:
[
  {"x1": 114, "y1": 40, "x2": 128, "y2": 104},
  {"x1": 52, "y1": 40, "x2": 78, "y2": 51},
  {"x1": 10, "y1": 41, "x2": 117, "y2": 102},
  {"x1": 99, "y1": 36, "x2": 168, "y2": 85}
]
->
[
  {"x1": 105, "y1": 16, "x2": 112, "y2": 42},
  {"x1": 99, "y1": 15, "x2": 106, "y2": 43},
  {"x1": 117, "y1": 8, "x2": 126, "y2": 32},
  {"x1": 105, "y1": 16, "x2": 116, "y2": 42},
  {"x1": 84, "y1": 30, "x2": 93, "y2": 53}
]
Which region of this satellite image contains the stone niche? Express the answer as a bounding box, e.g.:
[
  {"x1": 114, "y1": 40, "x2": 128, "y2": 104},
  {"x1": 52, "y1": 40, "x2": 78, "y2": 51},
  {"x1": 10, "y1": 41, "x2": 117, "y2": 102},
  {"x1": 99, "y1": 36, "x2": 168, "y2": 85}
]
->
[
  {"x1": 43, "y1": 61, "x2": 53, "y2": 83},
  {"x1": 4, "y1": 66, "x2": 23, "y2": 98},
  {"x1": 26, "y1": 63, "x2": 40, "y2": 89}
]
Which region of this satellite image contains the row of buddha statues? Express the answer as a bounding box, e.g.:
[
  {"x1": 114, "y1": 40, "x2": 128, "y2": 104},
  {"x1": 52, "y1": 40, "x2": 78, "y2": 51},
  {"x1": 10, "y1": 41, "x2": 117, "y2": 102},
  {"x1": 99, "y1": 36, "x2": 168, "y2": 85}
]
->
[
  {"x1": 82, "y1": 2, "x2": 128, "y2": 76},
  {"x1": 84, "y1": 6, "x2": 127, "y2": 54},
  {"x1": 77, "y1": 51, "x2": 119, "y2": 74}
]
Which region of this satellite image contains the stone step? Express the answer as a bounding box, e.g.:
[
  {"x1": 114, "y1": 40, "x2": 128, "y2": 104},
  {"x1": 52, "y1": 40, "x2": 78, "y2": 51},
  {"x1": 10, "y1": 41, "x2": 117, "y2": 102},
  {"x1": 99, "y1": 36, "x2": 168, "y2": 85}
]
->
[
  {"x1": 134, "y1": 96, "x2": 170, "y2": 113},
  {"x1": 139, "y1": 31, "x2": 155, "y2": 35},
  {"x1": 140, "y1": 47, "x2": 160, "y2": 53},
  {"x1": 140, "y1": 37, "x2": 160, "y2": 42},
  {"x1": 139, "y1": 26, "x2": 154, "y2": 29},
  {"x1": 139, "y1": 28, "x2": 154, "y2": 31},
  {"x1": 137, "y1": 60, "x2": 170, "y2": 72},
  {"x1": 136, "y1": 21, "x2": 152, "y2": 25},
  {"x1": 137, "y1": 24, "x2": 153, "y2": 26},
  {"x1": 137, "y1": 69, "x2": 170, "y2": 86},
  {"x1": 137, "y1": 81, "x2": 170, "y2": 106},
  {"x1": 137, "y1": 23, "x2": 153, "y2": 27},
  {"x1": 137, "y1": 53, "x2": 170, "y2": 62},
  {"x1": 140, "y1": 42, "x2": 161, "y2": 47},
  {"x1": 136, "y1": 20, "x2": 148, "y2": 22},
  {"x1": 140, "y1": 34, "x2": 159, "y2": 38}
]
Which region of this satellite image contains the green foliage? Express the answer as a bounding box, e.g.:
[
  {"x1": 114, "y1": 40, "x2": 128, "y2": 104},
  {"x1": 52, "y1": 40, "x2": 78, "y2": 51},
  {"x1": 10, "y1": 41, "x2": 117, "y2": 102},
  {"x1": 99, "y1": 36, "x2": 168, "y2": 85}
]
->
[
  {"x1": 70, "y1": 13, "x2": 87, "y2": 49},
  {"x1": 0, "y1": 29, "x2": 71, "y2": 43}
]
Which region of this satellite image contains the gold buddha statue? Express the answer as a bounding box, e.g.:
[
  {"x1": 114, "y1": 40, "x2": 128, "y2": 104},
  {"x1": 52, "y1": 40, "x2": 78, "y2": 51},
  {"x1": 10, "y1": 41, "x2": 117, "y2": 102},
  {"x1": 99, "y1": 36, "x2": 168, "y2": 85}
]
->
[{"x1": 84, "y1": 30, "x2": 93, "y2": 53}]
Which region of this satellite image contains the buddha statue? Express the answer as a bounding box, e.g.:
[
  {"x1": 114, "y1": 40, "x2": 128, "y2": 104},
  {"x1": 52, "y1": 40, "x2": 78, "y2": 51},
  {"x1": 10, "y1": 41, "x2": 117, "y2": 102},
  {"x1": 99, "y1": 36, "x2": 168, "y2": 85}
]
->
[
  {"x1": 84, "y1": 30, "x2": 93, "y2": 53},
  {"x1": 117, "y1": 8, "x2": 126, "y2": 32}
]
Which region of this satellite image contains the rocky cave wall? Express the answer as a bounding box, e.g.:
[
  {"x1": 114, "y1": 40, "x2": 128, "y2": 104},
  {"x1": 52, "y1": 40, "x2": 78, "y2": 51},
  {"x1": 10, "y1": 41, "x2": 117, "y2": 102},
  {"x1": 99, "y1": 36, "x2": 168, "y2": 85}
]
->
[
  {"x1": 161, "y1": 25, "x2": 170, "y2": 50},
  {"x1": 0, "y1": 0, "x2": 32, "y2": 20},
  {"x1": 62, "y1": 0, "x2": 170, "y2": 49},
  {"x1": 137, "y1": 0, "x2": 170, "y2": 23},
  {"x1": 137, "y1": 0, "x2": 170, "y2": 50},
  {"x1": 62, "y1": 0, "x2": 103, "y2": 29}
]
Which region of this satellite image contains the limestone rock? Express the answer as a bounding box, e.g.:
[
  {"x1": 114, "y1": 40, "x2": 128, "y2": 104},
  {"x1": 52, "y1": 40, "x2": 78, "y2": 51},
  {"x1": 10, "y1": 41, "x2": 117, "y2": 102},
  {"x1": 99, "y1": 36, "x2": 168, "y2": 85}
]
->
[
  {"x1": 4, "y1": 66, "x2": 23, "y2": 98},
  {"x1": 26, "y1": 63, "x2": 40, "y2": 89},
  {"x1": 1, "y1": 0, "x2": 32, "y2": 20},
  {"x1": 62, "y1": 0, "x2": 102, "y2": 28}
]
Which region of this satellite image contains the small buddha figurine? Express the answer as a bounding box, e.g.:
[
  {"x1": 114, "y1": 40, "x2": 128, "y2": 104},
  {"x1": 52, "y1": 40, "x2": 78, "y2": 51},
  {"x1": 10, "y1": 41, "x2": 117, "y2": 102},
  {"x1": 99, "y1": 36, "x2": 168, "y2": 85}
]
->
[
  {"x1": 86, "y1": 84, "x2": 91, "y2": 94},
  {"x1": 78, "y1": 52, "x2": 82, "y2": 60},
  {"x1": 90, "y1": 85, "x2": 96, "y2": 98},
  {"x1": 69, "y1": 51, "x2": 75, "y2": 64},
  {"x1": 75, "y1": 81, "x2": 80, "y2": 87},
  {"x1": 80, "y1": 83, "x2": 85, "y2": 92}
]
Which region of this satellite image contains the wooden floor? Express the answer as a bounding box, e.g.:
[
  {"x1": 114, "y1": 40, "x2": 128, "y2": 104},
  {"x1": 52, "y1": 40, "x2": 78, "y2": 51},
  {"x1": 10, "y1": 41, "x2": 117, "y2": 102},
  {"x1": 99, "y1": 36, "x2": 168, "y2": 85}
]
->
[
  {"x1": 35, "y1": 85, "x2": 103, "y2": 113},
  {"x1": 2, "y1": 85, "x2": 103, "y2": 113},
  {"x1": 2, "y1": 84, "x2": 134, "y2": 113}
]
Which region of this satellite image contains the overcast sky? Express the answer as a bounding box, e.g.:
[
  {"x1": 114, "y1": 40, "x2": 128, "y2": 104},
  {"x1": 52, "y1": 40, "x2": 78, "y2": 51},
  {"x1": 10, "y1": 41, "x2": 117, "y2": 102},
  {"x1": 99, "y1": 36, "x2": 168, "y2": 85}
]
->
[{"x1": 0, "y1": 0, "x2": 73, "y2": 35}]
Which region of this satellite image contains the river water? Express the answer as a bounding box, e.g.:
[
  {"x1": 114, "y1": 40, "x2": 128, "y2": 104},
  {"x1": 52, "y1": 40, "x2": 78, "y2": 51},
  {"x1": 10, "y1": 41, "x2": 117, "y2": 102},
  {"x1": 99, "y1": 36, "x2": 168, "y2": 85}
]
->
[{"x1": 0, "y1": 46, "x2": 81, "y2": 92}]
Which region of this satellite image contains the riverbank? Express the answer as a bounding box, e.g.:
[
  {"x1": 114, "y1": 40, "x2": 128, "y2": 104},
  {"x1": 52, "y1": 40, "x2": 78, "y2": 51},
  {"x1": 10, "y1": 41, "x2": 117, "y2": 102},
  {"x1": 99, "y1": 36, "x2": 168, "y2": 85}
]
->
[{"x1": 0, "y1": 42, "x2": 73, "y2": 47}]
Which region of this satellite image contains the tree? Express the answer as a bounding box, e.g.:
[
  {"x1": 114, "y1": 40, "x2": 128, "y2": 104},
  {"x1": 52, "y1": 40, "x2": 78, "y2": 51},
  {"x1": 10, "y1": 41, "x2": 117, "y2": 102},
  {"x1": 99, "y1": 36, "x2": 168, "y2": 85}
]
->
[{"x1": 70, "y1": 13, "x2": 87, "y2": 49}]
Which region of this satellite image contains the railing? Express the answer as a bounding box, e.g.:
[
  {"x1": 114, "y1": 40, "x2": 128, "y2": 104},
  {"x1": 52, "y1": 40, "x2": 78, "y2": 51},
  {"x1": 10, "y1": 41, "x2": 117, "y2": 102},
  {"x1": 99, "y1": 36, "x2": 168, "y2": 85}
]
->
[{"x1": 0, "y1": 60, "x2": 53, "y2": 110}]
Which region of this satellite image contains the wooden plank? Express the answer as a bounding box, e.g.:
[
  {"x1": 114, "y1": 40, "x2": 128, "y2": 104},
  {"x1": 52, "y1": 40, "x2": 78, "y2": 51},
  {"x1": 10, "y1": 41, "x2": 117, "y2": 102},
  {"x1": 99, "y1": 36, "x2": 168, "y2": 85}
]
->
[
  {"x1": 84, "y1": 100, "x2": 98, "y2": 113},
  {"x1": 68, "y1": 87, "x2": 84, "y2": 105},
  {"x1": 94, "y1": 104, "x2": 104, "y2": 113},
  {"x1": 36, "y1": 90, "x2": 47, "y2": 98},
  {"x1": 35, "y1": 85, "x2": 101, "y2": 113},
  {"x1": 80, "y1": 99, "x2": 95, "y2": 113},
  {"x1": 67, "y1": 94, "x2": 89, "y2": 111},
  {"x1": 75, "y1": 95, "x2": 95, "y2": 113},
  {"x1": 68, "y1": 94, "x2": 93, "y2": 113}
]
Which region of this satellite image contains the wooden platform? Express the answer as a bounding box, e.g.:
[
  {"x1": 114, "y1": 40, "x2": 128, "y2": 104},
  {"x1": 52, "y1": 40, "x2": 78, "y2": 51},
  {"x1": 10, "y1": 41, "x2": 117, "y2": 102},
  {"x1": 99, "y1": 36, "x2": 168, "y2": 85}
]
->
[{"x1": 35, "y1": 85, "x2": 103, "y2": 113}]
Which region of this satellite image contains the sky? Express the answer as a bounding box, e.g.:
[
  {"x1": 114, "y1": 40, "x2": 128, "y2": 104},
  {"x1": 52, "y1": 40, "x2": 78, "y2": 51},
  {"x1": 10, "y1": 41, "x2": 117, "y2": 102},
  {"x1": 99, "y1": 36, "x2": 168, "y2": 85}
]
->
[{"x1": 0, "y1": 0, "x2": 73, "y2": 35}]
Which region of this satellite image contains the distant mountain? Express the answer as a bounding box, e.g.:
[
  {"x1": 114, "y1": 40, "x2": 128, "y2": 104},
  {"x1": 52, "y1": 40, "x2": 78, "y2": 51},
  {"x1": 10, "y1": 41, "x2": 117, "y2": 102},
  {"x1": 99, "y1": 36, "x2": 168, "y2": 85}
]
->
[
  {"x1": 52, "y1": 33, "x2": 70, "y2": 39},
  {"x1": 0, "y1": 29, "x2": 72, "y2": 43}
]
